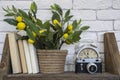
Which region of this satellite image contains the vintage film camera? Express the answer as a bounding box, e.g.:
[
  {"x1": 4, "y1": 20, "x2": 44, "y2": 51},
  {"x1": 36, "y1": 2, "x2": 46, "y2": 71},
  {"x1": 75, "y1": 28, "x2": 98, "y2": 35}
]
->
[{"x1": 75, "y1": 44, "x2": 102, "y2": 74}]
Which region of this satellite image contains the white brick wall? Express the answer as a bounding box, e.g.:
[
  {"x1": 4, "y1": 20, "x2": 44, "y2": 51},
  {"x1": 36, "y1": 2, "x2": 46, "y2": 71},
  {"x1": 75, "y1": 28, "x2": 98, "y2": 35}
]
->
[
  {"x1": 71, "y1": 10, "x2": 96, "y2": 20},
  {"x1": 34, "y1": 0, "x2": 72, "y2": 9},
  {"x1": 0, "y1": 43, "x2": 4, "y2": 55},
  {"x1": 0, "y1": 55, "x2": 1, "y2": 63},
  {"x1": 114, "y1": 21, "x2": 120, "y2": 30},
  {"x1": 97, "y1": 10, "x2": 120, "y2": 20},
  {"x1": 113, "y1": 0, "x2": 120, "y2": 9},
  {"x1": 82, "y1": 21, "x2": 113, "y2": 31},
  {"x1": 73, "y1": 0, "x2": 112, "y2": 9},
  {"x1": 0, "y1": 0, "x2": 120, "y2": 71}
]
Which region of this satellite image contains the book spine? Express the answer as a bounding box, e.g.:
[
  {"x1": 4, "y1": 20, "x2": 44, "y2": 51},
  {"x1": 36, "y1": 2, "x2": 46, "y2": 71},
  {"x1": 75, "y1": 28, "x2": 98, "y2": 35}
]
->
[
  {"x1": 23, "y1": 40, "x2": 32, "y2": 74},
  {"x1": 28, "y1": 43, "x2": 39, "y2": 73},
  {"x1": 8, "y1": 33, "x2": 22, "y2": 73},
  {"x1": 18, "y1": 40, "x2": 28, "y2": 73}
]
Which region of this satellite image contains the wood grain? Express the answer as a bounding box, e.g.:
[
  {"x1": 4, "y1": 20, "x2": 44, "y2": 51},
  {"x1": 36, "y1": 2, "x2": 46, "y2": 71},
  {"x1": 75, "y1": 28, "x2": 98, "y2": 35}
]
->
[{"x1": 104, "y1": 32, "x2": 120, "y2": 75}]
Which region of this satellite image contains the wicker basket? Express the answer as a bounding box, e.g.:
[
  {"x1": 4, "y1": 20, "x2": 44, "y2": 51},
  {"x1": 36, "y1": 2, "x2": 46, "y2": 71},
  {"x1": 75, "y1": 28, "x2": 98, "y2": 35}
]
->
[{"x1": 37, "y1": 50, "x2": 67, "y2": 74}]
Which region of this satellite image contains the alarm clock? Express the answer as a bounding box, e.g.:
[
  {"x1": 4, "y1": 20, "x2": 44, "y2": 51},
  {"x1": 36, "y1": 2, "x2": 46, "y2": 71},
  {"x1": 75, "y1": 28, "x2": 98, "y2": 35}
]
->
[
  {"x1": 76, "y1": 44, "x2": 100, "y2": 59},
  {"x1": 75, "y1": 44, "x2": 102, "y2": 74}
]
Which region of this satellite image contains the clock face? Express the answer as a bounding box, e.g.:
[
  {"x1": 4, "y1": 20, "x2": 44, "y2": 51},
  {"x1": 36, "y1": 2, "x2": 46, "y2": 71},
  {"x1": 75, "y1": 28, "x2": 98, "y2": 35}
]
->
[{"x1": 78, "y1": 48, "x2": 98, "y2": 59}]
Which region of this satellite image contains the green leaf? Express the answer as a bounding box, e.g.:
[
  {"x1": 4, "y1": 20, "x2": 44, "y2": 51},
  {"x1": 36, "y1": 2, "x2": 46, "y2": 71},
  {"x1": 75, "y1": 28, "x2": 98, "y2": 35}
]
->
[
  {"x1": 50, "y1": 5, "x2": 56, "y2": 11},
  {"x1": 30, "y1": 2, "x2": 37, "y2": 14},
  {"x1": 68, "y1": 31, "x2": 81, "y2": 43},
  {"x1": 26, "y1": 28, "x2": 35, "y2": 40},
  {"x1": 50, "y1": 24, "x2": 56, "y2": 31},
  {"x1": 80, "y1": 26, "x2": 89, "y2": 31},
  {"x1": 7, "y1": 6, "x2": 11, "y2": 11},
  {"x1": 2, "y1": 7, "x2": 9, "y2": 13},
  {"x1": 46, "y1": 31, "x2": 53, "y2": 41},
  {"x1": 18, "y1": 9, "x2": 29, "y2": 19},
  {"x1": 4, "y1": 18, "x2": 17, "y2": 26},
  {"x1": 64, "y1": 15, "x2": 73, "y2": 23},
  {"x1": 72, "y1": 20, "x2": 78, "y2": 30},
  {"x1": 72, "y1": 31, "x2": 81, "y2": 42},
  {"x1": 24, "y1": 18, "x2": 40, "y2": 35},
  {"x1": 54, "y1": 4, "x2": 63, "y2": 16},
  {"x1": 36, "y1": 19, "x2": 42, "y2": 27},
  {"x1": 52, "y1": 11, "x2": 61, "y2": 22},
  {"x1": 78, "y1": 19, "x2": 82, "y2": 25},
  {"x1": 43, "y1": 21, "x2": 50, "y2": 31},
  {"x1": 5, "y1": 13, "x2": 15, "y2": 16},
  {"x1": 65, "y1": 9, "x2": 70, "y2": 18},
  {"x1": 12, "y1": 5, "x2": 17, "y2": 13}
]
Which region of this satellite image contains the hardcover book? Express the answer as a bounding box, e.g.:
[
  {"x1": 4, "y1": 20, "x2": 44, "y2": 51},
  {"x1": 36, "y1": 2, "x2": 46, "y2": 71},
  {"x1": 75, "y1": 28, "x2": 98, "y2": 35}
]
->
[
  {"x1": 28, "y1": 43, "x2": 39, "y2": 73},
  {"x1": 23, "y1": 40, "x2": 32, "y2": 74},
  {"x1": 18, "y1": 40, "x2": 28, "y2": 73},
  {"x1": 8, "y1": 32, "x2": 22, "y2": 73}
]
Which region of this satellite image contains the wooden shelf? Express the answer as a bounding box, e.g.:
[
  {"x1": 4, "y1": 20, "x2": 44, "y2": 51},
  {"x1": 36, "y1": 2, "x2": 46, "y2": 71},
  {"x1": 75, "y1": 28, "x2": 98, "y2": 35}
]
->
[
  {"x1": 1, "y1": 33, "x2": 120, "y2": 80},
  {"x1": 3, "y1": 72, "x2": 120, "y2": 80}
]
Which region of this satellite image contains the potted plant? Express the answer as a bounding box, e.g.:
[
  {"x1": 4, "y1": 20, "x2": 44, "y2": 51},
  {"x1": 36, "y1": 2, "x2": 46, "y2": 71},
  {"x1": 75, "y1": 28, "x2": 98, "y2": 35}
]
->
[{"x1": 3, "y1": 2, "x2": 89, "y2": 73}]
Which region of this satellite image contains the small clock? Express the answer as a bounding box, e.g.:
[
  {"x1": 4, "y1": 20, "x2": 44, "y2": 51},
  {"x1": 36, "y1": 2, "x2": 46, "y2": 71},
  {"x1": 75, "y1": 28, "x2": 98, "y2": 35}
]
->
[{"x1": 76, "y1": 44, "x2": 100, "y2": 59}]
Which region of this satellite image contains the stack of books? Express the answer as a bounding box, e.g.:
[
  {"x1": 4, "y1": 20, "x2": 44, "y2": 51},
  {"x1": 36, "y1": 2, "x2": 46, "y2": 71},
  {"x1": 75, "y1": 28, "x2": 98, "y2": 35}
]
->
[{"x1": 8, "y1": 32, "x2": 39, "y2": 74}]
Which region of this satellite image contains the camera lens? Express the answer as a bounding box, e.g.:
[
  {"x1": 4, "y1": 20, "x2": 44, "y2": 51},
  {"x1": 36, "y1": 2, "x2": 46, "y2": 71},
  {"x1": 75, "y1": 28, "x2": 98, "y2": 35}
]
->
[{"x1": 87, "y1": 63, "x2": 97, "y2": 74}]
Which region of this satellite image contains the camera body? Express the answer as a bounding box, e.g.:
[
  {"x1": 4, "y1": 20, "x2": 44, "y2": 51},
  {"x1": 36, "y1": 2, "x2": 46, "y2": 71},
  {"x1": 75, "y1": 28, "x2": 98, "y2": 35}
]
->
[{"x1": 75, "y1": 58, "x2": 102, "y2": 74}]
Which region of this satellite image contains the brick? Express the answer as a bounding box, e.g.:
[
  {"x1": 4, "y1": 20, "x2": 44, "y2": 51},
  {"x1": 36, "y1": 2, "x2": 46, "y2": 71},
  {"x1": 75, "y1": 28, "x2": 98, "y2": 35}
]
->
[
  {"x1": 97, "y1": 32, "x2": 106, "y2": 42},
  {"x1": 34, "y1": 0, "x2": 72, "y2": 9},
  {"x1": 64, "y1": 64, "x2": 75, "y2": 71},
  {"x1": 37, "y1": 10, "x2": 52, "y2": 21},
  {"x1": 0, "y1": 33, "x2": 6, "y2": 43},
  {"x1": 0, "y1": 43, "x2": 4, "y2": 54},
  {"x1": 80, "y1": 32, "x2": 97, "y2": 42},
  {"x1": 61, "y1": 44, "x2": 75, "y2": 55},
  {"x1": 97, "y1": 10, "x2": 120, "y2": 20},
  {"x1": 114, "y1": 21, "x2": 120, "y2": 30},
  {"x1": 97, "y1": 31, "x2": 120, "y2": 42},
  {"x1": 97, "y1": 42, "x2": 104, "y2": 53},
  {"x1": 115, "y1": 31, "x2": 120, "y2": 41},
  {"x1": 113, "y1": 0, "x2": 120, "y2": 9},
  {"x1": 36, "y1": 10, "x2": 86, "y2": 21},
  {"x1": 98, "y1": 38, "x2": 120, "y2": 52},
  {"x1": 0, "y1": 21, "x2": 16, "y2": 31},
  {"x1": 117, "y1": 42, "x2": 120, "y2": 53},
  {"x1": 0, "y1": 11, "x2": 6, "y2": 21},
  {"x1": 0, "y1": 55, "x2": 1, "y2": 62},
  {"x1": 73, "y1": 0, "x2": 112, "y2": 9},
  {"x1": 0, "y1": 1, "x2": 32, "y2": 11},
  {"x1": 82, "y1": 21, "x2": 113, "y2": 31},
  {"x1": 71, "y1": 10, "x2": 96, "y2": 20},
  {"x1": 65, "y1": 54, "x2": 76, "y2": 65}
]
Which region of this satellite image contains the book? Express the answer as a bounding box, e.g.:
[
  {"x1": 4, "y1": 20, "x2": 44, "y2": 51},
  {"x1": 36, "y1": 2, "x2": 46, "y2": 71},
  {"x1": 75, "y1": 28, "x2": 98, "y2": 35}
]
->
[
  {"x1": 23, "y1": 40, "x2": 32, "y2": 74},
  {"x1": 18, "y1": 40, "x2": 28, "y2": 73},
  {"x1": 28, "y1": 43, "x2": 39, "y2": 73},
  {"x1": 8, "y1": 32, "x2": 22, "y2": 73}
]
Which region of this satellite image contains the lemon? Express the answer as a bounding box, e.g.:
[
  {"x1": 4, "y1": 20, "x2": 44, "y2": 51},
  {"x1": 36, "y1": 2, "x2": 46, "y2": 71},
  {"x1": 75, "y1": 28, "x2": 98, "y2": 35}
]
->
[
  {"x1": 39, "y1": 29, "x2": 45, "y2": 34},
  {"x1": 53, "y1": 19, "x2": 61, "y2": 26},
  {"x1": 32, "y1": 31, "x2": 37, "y2": 37},
  {"x1": 28, "y1": 39, "x2": 35, "y2": 44},
  {"x1": 63, "y1": 33, "x2": 68, "y2": 39},
  {"x1": 17, "y1": 22, "x2": 26, "y2": 30},
  {"x1": 16, "y1": 16, "x2": 23, "y2": 22},
  {"x1": 68, "y1": 24, "x2": 73, "y2": 31}
]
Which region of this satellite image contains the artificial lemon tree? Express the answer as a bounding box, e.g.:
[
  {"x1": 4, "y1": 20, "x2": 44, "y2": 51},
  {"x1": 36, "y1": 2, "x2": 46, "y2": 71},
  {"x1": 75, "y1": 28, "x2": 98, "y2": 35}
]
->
[{"x1": 3, "y1": 2, "x2": 89, "y2": 49}]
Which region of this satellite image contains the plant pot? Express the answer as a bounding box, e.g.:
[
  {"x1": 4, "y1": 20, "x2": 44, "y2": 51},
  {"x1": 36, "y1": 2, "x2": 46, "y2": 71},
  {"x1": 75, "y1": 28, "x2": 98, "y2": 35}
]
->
[{"x1": 37, "y1": 50, "x2": 67, "y2": 74}]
